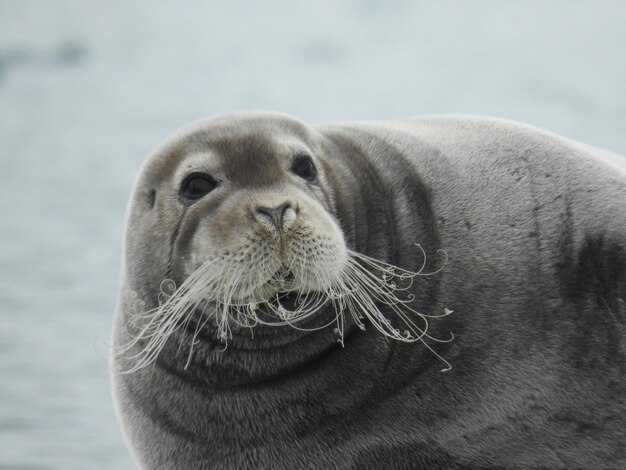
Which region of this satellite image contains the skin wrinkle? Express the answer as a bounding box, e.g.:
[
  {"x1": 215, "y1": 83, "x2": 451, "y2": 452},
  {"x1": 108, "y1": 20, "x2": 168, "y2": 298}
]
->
[
  {"x1": 336, "y1": 128, "x2": 450, "y2": 380},
  {"x1": 112, "y1": 113, "x2": 626, "y2": 470},
  {"x1": 156, "y1": 319, "x2": 351, "y2": 390},
  {"x1": 171, "y1": 191, "x2": 233, "y2": 280},
  {"x1": 323, "y1": 128, "x2": 444, "y2": 382},
  {"x1": 319, "y1": 131, "x2": 394, "y2": 360},
  {"x1": 317, "y1": 153, "x2": 360, "y2": 253},
  {"x1": 316, "y1": 133, "x2": 407, "y2": 386},
  {"x1": 166, "y1": 208, "x2": 187, "y2": 285}
]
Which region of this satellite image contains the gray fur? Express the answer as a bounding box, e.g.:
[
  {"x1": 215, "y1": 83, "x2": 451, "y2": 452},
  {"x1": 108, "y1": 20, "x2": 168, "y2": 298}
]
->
[{"x1": 112, "y1": 112, "x2": 626, "y2": 469}]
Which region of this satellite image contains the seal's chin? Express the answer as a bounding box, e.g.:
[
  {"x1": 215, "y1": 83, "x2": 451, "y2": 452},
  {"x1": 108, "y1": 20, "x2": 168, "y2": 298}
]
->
[
  {"x1": 266, "y1": 291, "x2": 310, "y2": 312},
  {"x1": 232, "y1": 268, "x2": 320, "y2": 306}
]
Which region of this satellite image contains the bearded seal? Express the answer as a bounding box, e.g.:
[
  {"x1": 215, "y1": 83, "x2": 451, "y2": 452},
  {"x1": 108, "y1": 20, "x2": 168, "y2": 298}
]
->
[{"x1": 111, "y1": 112, "x2": 626, "y2": 469}]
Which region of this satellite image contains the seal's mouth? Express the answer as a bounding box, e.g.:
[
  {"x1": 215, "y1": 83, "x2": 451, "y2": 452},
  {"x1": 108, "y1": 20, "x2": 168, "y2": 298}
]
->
[
  {"x1": 263, "y1": 266, "x2": 300, "y2": 298},
  {"x1": 269, "y1": 266, "x2": 295, "y2": 285},
  {"x1": 227, "y1": 266, "x2": 301, "y2": 304},
  {"x1": 264, "y1": 268, "x2": 307, "y2": 310}
]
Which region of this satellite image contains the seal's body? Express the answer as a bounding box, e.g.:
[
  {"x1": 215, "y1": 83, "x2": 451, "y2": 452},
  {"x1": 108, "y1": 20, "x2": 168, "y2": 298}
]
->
[{"x1": 112, "y1": 113, "x2": 626, "y2": 469}]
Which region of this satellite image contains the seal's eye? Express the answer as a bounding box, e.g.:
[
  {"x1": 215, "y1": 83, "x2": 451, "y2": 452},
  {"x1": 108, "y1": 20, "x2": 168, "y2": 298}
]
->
[
  {"x1": 290, "y1": 155, "x2": 317, "y2": 182},
  {"x1": 180, "y1": 173, "x2": 217, "y2": 200}
]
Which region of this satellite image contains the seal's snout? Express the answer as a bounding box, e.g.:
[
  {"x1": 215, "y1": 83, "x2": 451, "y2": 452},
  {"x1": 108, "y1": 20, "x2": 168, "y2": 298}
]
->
[{"x1": 254, "y1": 202, "x2": 297, "y2": 233}]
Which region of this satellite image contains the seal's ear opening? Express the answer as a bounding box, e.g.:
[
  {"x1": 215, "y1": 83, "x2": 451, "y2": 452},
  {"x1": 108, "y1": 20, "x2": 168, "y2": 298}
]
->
[
  {"x1": 290, "y1": 155, "x2": 317, "y2": 182},
  {"x1": 147, "y1": 189, "x2": 156, "y2": 209}
]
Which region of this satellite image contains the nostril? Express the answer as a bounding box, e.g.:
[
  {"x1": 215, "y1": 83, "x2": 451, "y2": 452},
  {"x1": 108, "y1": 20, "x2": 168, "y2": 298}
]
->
[
  {"x1": 276, "y1": 202, "x2": 291, "y2": 219},
  {"x1": 256, "y1": 206, "x2": 275, "y2": 220},
  {"x1": 255, "y1": 202, "x2": 293, "y2": 229}
]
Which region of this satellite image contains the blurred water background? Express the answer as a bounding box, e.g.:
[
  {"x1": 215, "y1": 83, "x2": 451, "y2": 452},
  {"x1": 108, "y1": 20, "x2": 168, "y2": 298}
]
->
[{"x1": 0, "y1": 0, "x2": 624, "y2": 468}]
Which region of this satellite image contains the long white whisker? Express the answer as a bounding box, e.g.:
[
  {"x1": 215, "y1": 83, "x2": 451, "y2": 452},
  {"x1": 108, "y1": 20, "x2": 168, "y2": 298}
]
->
[{"x1": 115, "y1": 242, "x2": 453, "y2": 374}]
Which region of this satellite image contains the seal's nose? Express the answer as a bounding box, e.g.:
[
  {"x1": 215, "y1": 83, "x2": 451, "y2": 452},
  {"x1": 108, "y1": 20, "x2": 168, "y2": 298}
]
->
[{"x1": 255, "y1": 202, "x2": 295, "y2": 232}]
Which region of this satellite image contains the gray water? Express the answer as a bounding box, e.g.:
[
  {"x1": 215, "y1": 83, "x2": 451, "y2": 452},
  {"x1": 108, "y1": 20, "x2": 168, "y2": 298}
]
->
[{"x1": 1, "y1": 1, "x2": 625, "y2": 468}]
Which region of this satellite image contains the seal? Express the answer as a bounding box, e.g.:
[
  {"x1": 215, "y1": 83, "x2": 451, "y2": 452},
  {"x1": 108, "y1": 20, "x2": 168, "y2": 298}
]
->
[{"x1": 111, "y1": 112, "x2": 626, "y2": 469}]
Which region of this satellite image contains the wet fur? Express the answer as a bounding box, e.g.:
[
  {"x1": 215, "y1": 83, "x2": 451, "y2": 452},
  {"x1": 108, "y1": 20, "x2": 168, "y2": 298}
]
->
[{"x1": 112, "y1": 113, "x2": 626, "y2": 469}]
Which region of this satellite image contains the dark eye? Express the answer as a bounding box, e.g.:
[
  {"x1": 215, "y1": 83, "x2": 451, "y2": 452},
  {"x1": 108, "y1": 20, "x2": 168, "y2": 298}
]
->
[
  {"x1": 290, "y1": 155, "x2": 317, "y2": 182},
  {"x1": 180, "y1": 173, "x2": 217, "y2": 200}
]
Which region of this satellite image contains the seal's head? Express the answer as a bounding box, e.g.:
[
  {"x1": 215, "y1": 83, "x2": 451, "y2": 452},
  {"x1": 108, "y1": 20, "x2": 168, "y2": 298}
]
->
[
  {"x1": 118, "y1": 112, "x2": 450, "y2": 374},
  {"x1": 171, "y1": 128, "x2": 347, "y2": 311}
]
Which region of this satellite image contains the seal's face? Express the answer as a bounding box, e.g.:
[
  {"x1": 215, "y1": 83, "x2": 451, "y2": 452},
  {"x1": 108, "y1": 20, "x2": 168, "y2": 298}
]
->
[
  {"x1": 121, "y1": 115, "x2": 357, "y2": 353},
  {"x1": 172, "y1": 136, "x2": 347, "y2": 305}
]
